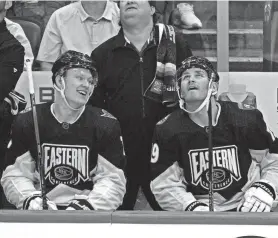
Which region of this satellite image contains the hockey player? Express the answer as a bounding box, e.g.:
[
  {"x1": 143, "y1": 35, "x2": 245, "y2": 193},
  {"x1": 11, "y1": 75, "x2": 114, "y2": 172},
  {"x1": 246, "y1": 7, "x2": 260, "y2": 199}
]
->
[
  {"x1": 150, "y1": 56, "x2": 278, "y2": 212},
  {"x1": 1, "y1": 50, "x2": 126, "y2": 210}
]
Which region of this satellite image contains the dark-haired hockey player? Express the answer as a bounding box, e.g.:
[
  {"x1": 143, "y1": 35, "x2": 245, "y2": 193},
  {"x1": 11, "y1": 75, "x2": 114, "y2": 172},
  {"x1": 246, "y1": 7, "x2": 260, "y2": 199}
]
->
[
  {"x1": 1, "y1": 50, "x2": 126, "y2": 210},
  {"x1": 150, "y1": 56, "x2": 278, "y2": 212}
]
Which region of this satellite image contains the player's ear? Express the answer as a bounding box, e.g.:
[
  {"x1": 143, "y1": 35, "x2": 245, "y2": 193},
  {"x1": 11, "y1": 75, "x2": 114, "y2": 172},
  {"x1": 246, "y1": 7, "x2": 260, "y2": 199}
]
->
[
  {"x1": 4, "y1": 1, "x2": 12, "y2": 10},
  {"x1": 55, "y1": 75, "x2": 65, "y2": 91},
  {"x1": 150, "y1": 6, "x2": 155, "y2": 16},
  {"x1": 211, "y1": 82, "x2": 218, "y2": 95}
]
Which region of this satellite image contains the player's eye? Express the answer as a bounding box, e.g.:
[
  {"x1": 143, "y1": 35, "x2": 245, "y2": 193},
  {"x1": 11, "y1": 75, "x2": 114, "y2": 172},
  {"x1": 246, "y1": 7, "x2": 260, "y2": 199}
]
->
[
  {"x1": 182, "y1": 75, "x2": 191, "y2": 81},
  {"x1": 88, "y1": 79, "x2": 94, "y2": 86},
  {"x1": 195, "y1": 73, "x2": 205, "y2": 78},
  {"x1": 76, "y1": 76, "x2": 83, "y2": 81}
]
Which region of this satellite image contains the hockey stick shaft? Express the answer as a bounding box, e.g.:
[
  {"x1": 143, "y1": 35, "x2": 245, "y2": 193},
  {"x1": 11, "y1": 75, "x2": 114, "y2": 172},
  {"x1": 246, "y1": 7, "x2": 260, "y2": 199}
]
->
[
  {"x1": 25, "y1": 59, "x2": 48, "y2": 210},
  {"x1": 208, "y1": 98, "x2": 214, "y2": 211}
]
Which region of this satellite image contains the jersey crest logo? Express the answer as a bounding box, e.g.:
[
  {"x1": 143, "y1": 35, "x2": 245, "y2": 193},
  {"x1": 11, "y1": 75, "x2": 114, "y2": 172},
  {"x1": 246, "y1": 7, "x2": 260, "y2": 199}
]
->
[
  {"x1": 42, "y1": 143, "x2": 89, "y2": 186},
  {"x1": 101, "y1": 109, "x2": 116, "y2": 119},
  {"x1": 188, "y1": 145, "x2": 242, "y2": 191}
]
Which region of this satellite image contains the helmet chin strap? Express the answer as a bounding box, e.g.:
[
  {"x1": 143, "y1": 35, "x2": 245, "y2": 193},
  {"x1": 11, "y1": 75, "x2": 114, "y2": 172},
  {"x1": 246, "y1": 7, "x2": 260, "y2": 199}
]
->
[
  {"x1": 178, "y1": 78, "x2": 215, "y2": 114},
  {"x1": 53, "y1": 77, "x2": 92, "y2": 111}
]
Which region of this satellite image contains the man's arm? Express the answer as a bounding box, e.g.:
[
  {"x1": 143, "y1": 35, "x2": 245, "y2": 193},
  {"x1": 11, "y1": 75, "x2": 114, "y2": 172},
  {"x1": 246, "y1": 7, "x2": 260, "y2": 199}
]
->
[
  {"x1": 37, "y1": 11, "x2": 62, "y2": 69},
  {"x1": 150, "y1": 122, "x2": 208, "y2": 211},
  {"x1": 0, "y1": 20, "x2": 24, "y2": 103},
  {"x1": 40, "y1": 62, "x2": 54, "y2": 71}
]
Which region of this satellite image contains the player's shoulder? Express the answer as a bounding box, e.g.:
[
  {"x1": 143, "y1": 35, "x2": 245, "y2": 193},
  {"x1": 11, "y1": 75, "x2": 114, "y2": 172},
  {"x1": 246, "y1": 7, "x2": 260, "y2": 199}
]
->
[
  {"x1": 85, "y1": 106, "x2": 119, "y2": 127},
  {"x1": 219, "y1": 101, "x2": 262, "y2": 124},
  {"x1": 51, "y1": 2, "x2": 79, "y2": 23},
  {"x1": 15, "y1": 103, "x2": 50, "y2": 126},
  {"x1": 86, "y1": 106, "x2": 117, "y2": 119},
  {"x1": 155, "y1": 109, "x2": 191, "y2": 138}
]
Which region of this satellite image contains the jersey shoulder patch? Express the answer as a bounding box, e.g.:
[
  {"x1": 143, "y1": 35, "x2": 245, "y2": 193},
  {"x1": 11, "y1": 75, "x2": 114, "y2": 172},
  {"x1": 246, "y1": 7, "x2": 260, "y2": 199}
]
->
[
  {"x1": 100, "y1": 109, "x2": 116, "y2": 120},
  {"x1": 157, "y1": 114, "x2": 171, "y2": 125},
  {"x1": 237, "y1": 102, "x2": 256, "y2": 110},
  {"x1": 20, "y1": 107, "x2": 32, "y2": 114}
]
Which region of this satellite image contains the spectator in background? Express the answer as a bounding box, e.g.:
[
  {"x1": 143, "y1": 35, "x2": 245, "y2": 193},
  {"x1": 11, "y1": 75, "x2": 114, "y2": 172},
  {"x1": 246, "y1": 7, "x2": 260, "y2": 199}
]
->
[
  {"x1": 0, "y1": 0, "x2": 26, "y2": 209},
  {"x1": 2, "y1": 1, "x2": 34, "y2": 61},
  {"x1": 152, "y1": 1, "x2": 175, "y2": 24},
  {"x1": 5, "y1": 18, "x2": 34, "y2": 61},
  {"x1": 90, "y1": 0, "x2": 192, "y2": 210},
  {"x1": 6, "y1": 1, "x2": 71, "y2": 32},
  {"x1": 37, "y1": 0, "x2": 120, "y2": 71}
]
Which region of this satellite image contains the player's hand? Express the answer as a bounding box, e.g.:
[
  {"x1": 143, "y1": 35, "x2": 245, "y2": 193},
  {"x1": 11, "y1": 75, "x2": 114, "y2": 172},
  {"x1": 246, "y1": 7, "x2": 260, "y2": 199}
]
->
[
  {"x1": 23, "y1": 195, "x2": 58, "y2": 210},
  {"x1": 185, "y1": 201, "x2": 210, "y2": 212},
  {"x1": 238, "y1": 180, "x2": 276, "y2": 212},
  {"x1": 66, "y1": 199, "x2": 94, "y2": 210}
]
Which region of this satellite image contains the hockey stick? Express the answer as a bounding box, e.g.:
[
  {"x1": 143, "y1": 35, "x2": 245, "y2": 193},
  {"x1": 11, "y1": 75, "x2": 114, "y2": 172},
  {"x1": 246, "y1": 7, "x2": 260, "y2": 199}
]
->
[
  {"x1": 207, "y1": 95, "x2": 214, "y2": 212},
  {"x1": 25, "y1": 59, "x2": 48, "y2": 210}
]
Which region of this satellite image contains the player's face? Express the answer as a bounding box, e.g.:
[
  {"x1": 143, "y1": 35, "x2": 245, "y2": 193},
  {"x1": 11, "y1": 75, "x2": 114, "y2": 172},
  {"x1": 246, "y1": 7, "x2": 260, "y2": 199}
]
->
[
  {"x1": 119, "y1": 0, "x2": 154, "y2": 26},
  {"x1": 64, "y1": 68, "x2": 95, "y2": 108},
  {"x1": 180, "y1": 68, "x2": 210, "y2": 103}
]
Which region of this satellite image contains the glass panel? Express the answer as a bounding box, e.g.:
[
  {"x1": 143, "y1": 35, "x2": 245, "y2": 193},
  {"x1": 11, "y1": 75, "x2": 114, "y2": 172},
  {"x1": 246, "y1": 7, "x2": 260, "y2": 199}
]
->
[
  {"x1": 263, "y1": 1, "x2": 278, "y2": 71},
  {"x1": 229, "y1": 0, "x2": 278, "y2": 72}
]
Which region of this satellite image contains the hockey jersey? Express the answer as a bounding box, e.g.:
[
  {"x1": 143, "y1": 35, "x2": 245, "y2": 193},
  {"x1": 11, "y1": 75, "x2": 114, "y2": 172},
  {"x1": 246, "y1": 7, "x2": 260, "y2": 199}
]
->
[
  {"x1": 218, "y1": 92, "x2": 257, "y2": 110},
  {"x1": 150, "y1": 101, "x2": 278, "y2": 211},
  {"x1": 1, "y1": 102, "x2": 126, "y2": 210}
]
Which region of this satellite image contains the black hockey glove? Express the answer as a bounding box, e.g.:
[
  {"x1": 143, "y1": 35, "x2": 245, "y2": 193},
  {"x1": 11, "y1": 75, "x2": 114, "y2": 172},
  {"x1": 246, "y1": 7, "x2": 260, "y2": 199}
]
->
[
  {"x1": 66, "y1": 199, "x2": 94, "y2": 210},
  {"x1": 4, "y1": 90, "x2": 27, "y2": 115}
]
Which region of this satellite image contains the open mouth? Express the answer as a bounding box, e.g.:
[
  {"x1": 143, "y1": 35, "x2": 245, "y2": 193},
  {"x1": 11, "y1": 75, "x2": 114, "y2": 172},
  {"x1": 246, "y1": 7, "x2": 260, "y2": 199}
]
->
[
  {"x1": 77, "y1": 90, "x2": 87, "y2": 96},
  {"x1": 126, "y1": 5, "x2": 137, "y2": 11},
  {"x1": 188, "y1": 86, "x2": 198, "y2": 91}
]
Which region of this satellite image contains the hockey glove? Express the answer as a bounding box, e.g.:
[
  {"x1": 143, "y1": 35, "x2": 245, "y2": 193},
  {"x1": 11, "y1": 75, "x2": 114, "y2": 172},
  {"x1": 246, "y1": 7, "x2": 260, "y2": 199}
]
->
[
  {"x1": 23, "y1": 193, "x2": 58, "y2": 210},
  {"x1": 66, "y1": 199, "x2": 94, "y2": 210},
  {"x1": 4, "y1": 90, "x2": 27, "y2": 115},
  {"x1": 185, "y1": 200, "x2": 209, "y2": 211},
  {"x1": 237, "y1": 180, "x2": 276, "y2": 212}
]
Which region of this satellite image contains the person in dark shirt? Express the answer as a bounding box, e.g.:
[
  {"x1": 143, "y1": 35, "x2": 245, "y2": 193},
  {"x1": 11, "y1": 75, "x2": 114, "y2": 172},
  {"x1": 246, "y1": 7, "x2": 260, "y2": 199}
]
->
[
  {"x1": 90, "y1": 0, "x2": 193, "y2": 210},
  {"x1": 0, "y1": 1, "x2": 26, "y2": 209}
]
